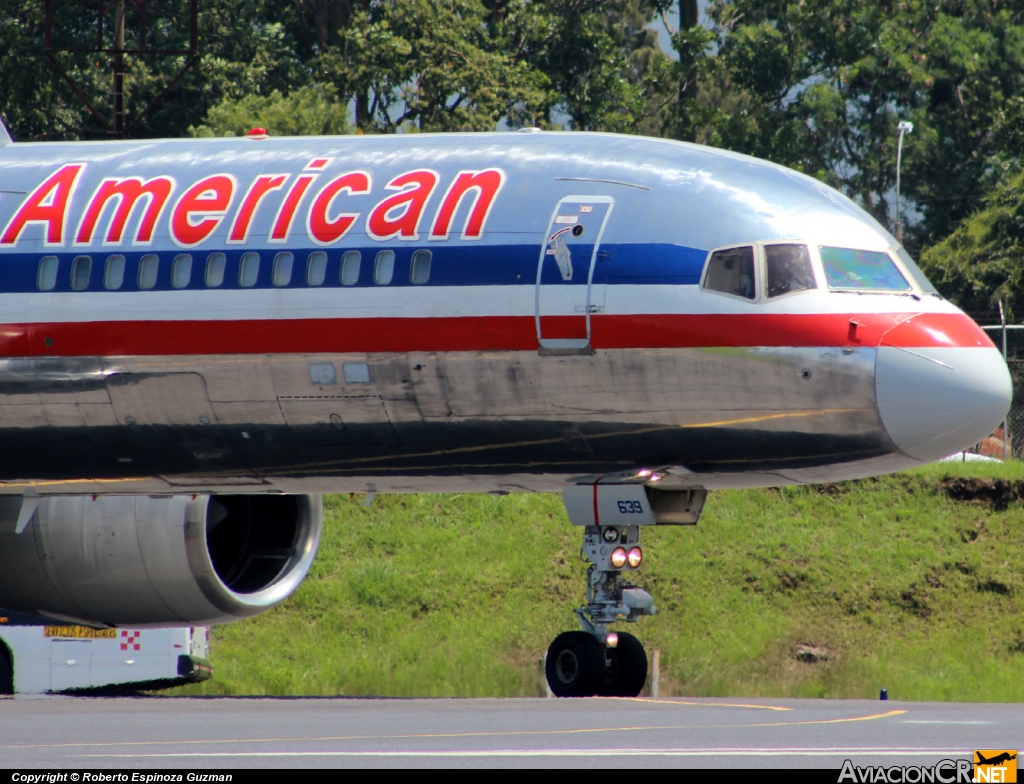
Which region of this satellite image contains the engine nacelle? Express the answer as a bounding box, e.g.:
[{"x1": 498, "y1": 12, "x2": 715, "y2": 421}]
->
[{"x1": 0, "y1": 494, "x2": 322, "y2": 627}]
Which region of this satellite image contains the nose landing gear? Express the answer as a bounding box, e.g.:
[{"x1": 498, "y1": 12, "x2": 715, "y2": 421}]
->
[
  {"x1": 545, "y1": 522, "x2": 655, "y2": 697},
  {"x1": 544, "y1": 481, "x2": 706, "y2": 698}
]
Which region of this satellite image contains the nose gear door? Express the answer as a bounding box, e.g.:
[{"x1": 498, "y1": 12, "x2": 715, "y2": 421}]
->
[{"x1": 535, "y1": 195, "x2": 614, "y2": 352}]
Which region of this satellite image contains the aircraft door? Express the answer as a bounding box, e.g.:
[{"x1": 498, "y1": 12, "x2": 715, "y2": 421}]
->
[{"x1": 535, "y1": 195, "x2": 614, "y2": 352}]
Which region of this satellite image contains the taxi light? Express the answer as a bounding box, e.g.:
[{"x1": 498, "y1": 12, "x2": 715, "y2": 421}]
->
[
  {"x1": 606, "y1": 632, "x2": 619, "y2": 648},
  {"x1": 610, "y1": 547, "x2": 627, "y2": 568},
  {"x1": 627, "y1": 547, "x2": 643, "y2": 568}
]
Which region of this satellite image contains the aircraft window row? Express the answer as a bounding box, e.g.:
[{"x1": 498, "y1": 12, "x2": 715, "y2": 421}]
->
[
  {"x1": 702, "y1": 242, "x2": 912, "y2": 300},
  {"x1": 34, "y1": 249, "x2": 433, "y2": 291}
]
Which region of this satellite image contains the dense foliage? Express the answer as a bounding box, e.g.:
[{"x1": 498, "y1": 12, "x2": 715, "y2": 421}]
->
[{"x1": 2, "y1": 0, "x2": 1024, "y2": 309}]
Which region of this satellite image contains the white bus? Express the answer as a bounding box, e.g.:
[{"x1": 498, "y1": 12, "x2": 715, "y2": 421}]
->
[{"x1": 0, "y1": 612, "x2": 211, "y2": 694}]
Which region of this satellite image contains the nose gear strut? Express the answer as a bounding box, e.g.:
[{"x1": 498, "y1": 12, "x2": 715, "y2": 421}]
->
[
  {"x1": 544, "y1": 481, "x2": 706, "y2": 698},
  {"x1": 545, "y1": 523, "x2": 655, "y2": 697}
]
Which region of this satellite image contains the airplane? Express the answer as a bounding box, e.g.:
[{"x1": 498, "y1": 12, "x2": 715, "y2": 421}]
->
[
  {"x1": 0, "y1": 119, "x2": 1011, "y2": 697},
  {"x1": 976, "y1": 752, "x2": 1016, "y2": 767}
]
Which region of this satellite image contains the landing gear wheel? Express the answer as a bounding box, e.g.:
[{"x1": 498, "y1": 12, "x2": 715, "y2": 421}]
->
[
  {"x1": 599, "y1": 632, "x2": 647, "y2": 697},
  {"x1": 546, "y1": 631, "x2": 603, "y2": 697}
]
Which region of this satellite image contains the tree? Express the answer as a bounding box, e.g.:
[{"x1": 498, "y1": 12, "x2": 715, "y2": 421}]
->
[
  {"x1": 692, "y1": 0, "x2": 1024, "y2": 252},
  {"x1": 188, "y1": 84, "x2": 350, "y2": 137},
  {"x1": 920, "y1": 171, "x2": 1024, "y2": 320},
  {"x1": 0, "y1": 0, "x2": 311, "y2": 141},
  {"x1": 311, "y1": 0, "x2": 548, "y2": 133}
]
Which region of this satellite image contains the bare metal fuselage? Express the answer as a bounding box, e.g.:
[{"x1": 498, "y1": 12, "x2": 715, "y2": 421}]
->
[{"x1": 0, "y1": 131, "x2": 1008, "y2": 496}]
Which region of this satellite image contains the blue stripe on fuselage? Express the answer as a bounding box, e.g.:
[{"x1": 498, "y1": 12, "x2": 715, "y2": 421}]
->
[{"x1": 0, "y1": 243, "x2": 707, "y2": 293}]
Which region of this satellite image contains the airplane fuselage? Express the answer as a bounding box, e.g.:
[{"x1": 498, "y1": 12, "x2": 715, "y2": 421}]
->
[{"x1": 0, "y1": 130, "x2": 1010, "y2": 496}]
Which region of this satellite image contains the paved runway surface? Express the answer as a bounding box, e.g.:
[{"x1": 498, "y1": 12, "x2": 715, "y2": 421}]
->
[{"x1": 1, "y1": 695, "x2": 1020, "y2": 768}]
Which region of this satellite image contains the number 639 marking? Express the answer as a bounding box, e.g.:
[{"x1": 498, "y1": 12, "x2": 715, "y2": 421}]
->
[{"x1": 616, "y1": 500, "x2": 643, "y2": 514}]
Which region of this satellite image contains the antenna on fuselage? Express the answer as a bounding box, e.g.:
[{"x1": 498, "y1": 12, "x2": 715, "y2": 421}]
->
[{"x1": 0, "y1": 118, "x2": 11, "y2": 147}]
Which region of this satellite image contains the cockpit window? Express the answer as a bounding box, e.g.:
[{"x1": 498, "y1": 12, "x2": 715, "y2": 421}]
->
[
  {"x1": 703, "y1": 246, "x2": 756, "y2": 300},
  {"x1": 765, "y1": 244, "x2": 816, "y2": 298},
  {"x1": 819, "y1": 246, "x2": 911, "y2": 291},
  {"x1": 895, "y1": 247, "x2": 937, "y2": 293}
]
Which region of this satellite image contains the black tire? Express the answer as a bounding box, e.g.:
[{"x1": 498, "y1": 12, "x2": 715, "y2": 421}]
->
[
  {"x1": 599, "y1": 632, "x2": 647, "y2": 697},
  {"x1": 0, "y1": 644, "x2": 12, "y2": 695},
  {"x1": 545, "y1": 631, "x2": 603, "y2": 697}
]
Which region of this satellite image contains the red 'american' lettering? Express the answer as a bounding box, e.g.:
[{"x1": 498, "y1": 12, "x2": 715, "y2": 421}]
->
[
  {"x1": 271, "y1": 174, "x2": 316, "y2": 242},
  {"x1": 228, "y1": 175, "x2": 287, "y2": 244},
  {"x1": 170, "y1": 174, "x2": 236, "y2": 247},
  {"x1": 307, "y1": 171, "x2": 371, "y2": 246},
  {"x1": 2, "y1": 164, "x2": 506, "y2": 249},
  {"x1": 75, "y1": 176, "x2": 174, "y2": 246},
  {"x1": 0, "y1": 164, "x2": 84, "y2": 247},
  {"x1": 429, "y1": 169, "x2": 505, "y2": 241},
  {"x1": 366, "y1": 170, "x2": 439, "y2": 241}
]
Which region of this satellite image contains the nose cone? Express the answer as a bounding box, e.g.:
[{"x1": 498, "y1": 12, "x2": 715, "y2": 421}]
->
[{"x1": 876, "y1": 316, "x2": 1012, "y2": 462}]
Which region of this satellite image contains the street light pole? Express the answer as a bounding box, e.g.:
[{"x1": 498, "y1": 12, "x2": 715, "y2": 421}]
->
[{"x1": 895, "y1": 120, "x2": 914, "y2": 243}]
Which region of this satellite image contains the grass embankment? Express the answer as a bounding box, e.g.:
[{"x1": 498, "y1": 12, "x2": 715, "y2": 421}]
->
[{"x1": 170, "y1": 462, "x2": 1024, "y2": 701}]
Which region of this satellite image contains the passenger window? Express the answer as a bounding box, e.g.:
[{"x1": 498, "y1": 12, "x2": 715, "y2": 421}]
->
[
  {"x1": 37, "y1": 256, "x2": 58, "y2": 291},
  {"x1": 374, "y1": 251, "x2": 395, "y2": 285},
  {"x1": 239, "y1": 252, "x2": 260, "y2": 287},
  {"x1": 341, "y1": 250, "x2": 361, "y2": 286},
  {"x1": 410, "y1": 249, "x2": 431, "y2": 285},
  {"x1": 820, "y1": 246, "x2": 911, "y2": 291},
  {"x1": 138, "y1": 254, "x2": 159, "y2": 289},
  {"x1": 205, "y1": 253, "x2": 226, "y2": 287},
  {"x1": 306, "y1": 252, "x2": 327, "y2": 286},
  {"x1": 765, "y1": 244, "x2": 816, "y2": 298},
  {"x1": 104, "y1": 255, "x2": 125, "y2": 290},
  {"x1": 273, "y1": 252, "x2": 294, "y2": 287},
  {"x1": 703, "y1": 246, "x2": 756, "y2": 300},
  {"x1": 171, "y1": 254, "x2": 192, "y2": 289},
  {"x1": 70, "y1": 255, "x2": 92, "y2": 291}
]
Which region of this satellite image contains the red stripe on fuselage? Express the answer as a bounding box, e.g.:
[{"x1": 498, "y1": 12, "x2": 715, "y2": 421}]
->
[
  {"x1": 592, "y1": 311, "x2": 993, "y2": 350},
  {"x1": 878, "y1": 312, "x2": 994, "y2": 350},
  {"x1": 0, "y1": 312, "x2": 987, "y2": 357}
]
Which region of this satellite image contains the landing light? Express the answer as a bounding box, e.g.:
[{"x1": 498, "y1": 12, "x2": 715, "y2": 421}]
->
[
  {"x1": 610, "y1": 547, "x2": 628, "y2": 568},
  {"x1": 627, "y1": 547, "x2": 643, "y2": 568},
  {"x1": 606, "y1": 632, "x2": 619, "y2": 648},
  {"x1": 602, "y1": 527, "x2": 619, "y2": 543}
]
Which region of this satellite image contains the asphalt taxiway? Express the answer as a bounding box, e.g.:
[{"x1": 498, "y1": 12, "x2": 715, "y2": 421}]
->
[{"x1": 1, "y1": 696, "x2": 1020, "y2": 769}]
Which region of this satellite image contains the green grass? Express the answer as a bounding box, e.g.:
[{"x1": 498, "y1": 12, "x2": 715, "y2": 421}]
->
[{"x1": 169, "y1": 461, "x2": 1024, "y2": 701}]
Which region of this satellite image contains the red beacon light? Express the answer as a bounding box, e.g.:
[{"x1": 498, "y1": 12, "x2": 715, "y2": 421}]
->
[{"x1": 246, "y1": 127, "x2": 269, "y2": 140}]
